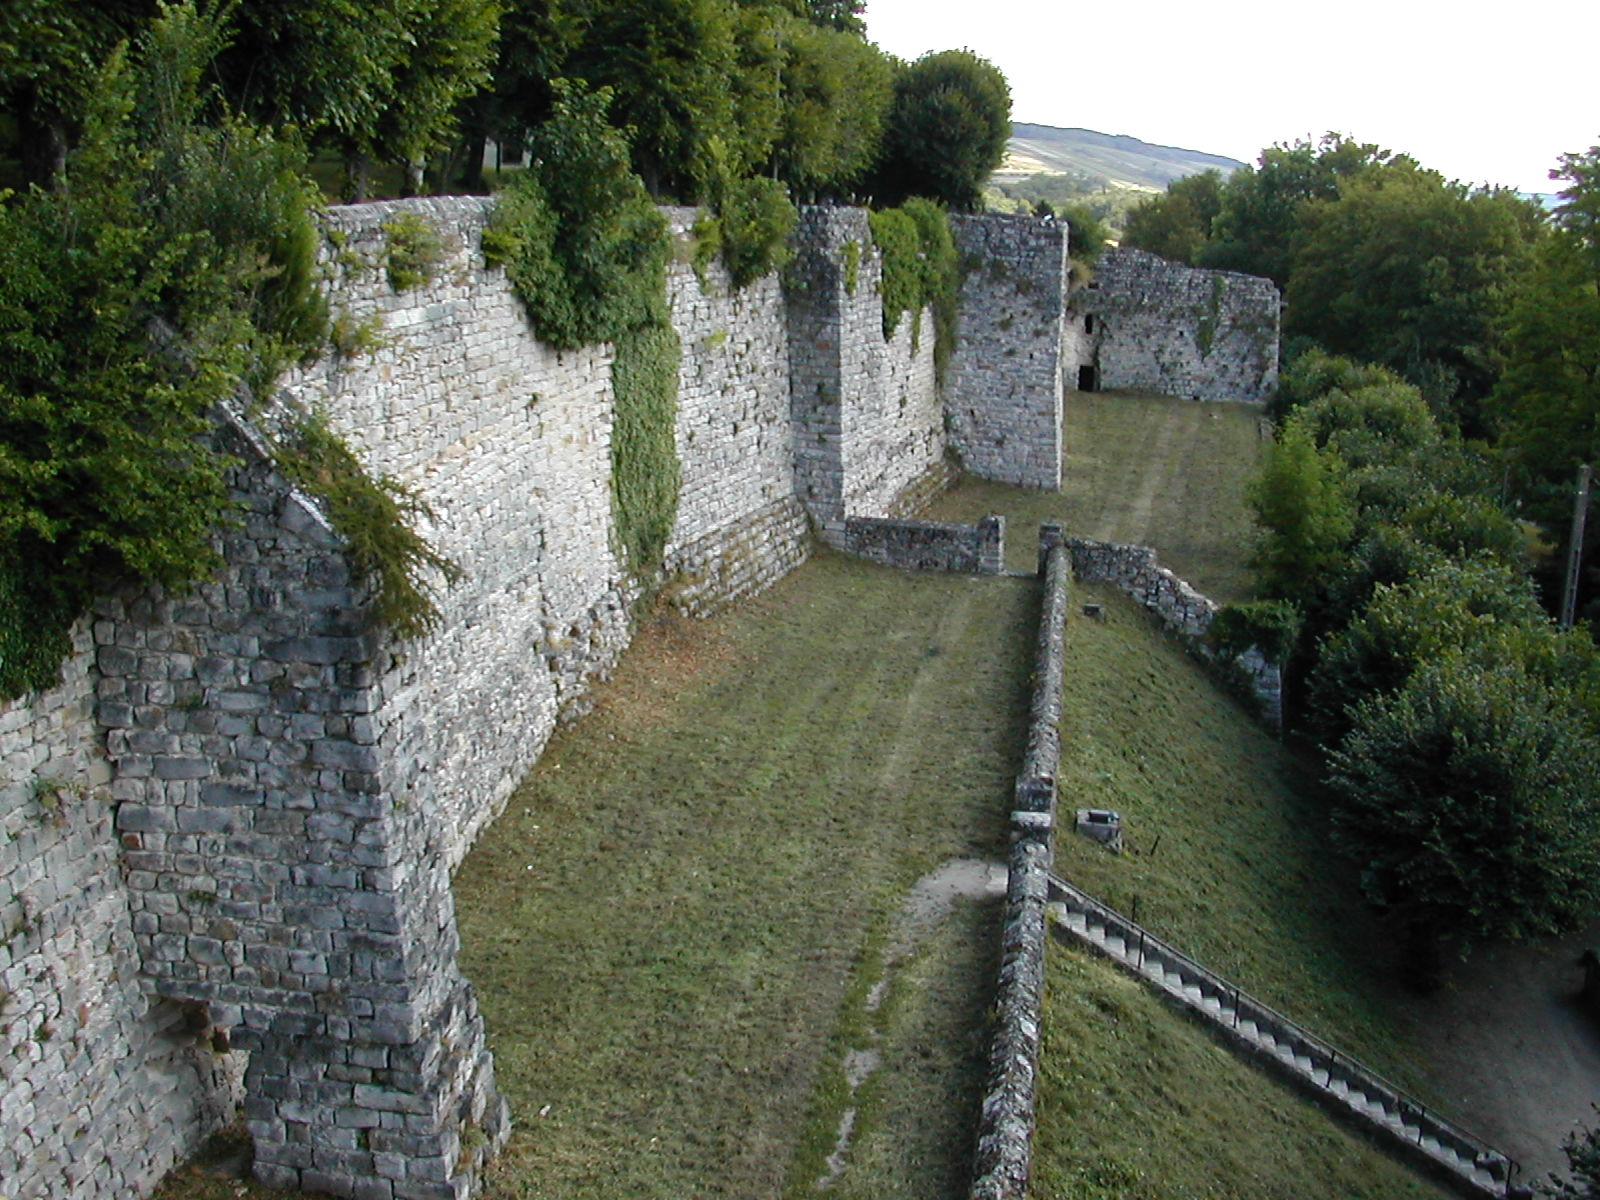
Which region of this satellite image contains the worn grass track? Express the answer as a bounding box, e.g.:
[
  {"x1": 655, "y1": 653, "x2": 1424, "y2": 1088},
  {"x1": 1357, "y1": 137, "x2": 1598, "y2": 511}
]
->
[
  {"x1": 925, "y1": 390, "x2": 1267, "y2": 600},
  {"x1": 454, "y1": 553, "x2": 1035, "y2": 1199}
]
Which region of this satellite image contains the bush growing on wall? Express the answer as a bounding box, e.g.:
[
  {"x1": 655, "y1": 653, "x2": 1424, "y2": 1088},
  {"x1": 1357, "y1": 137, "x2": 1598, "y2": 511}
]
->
[
  {"x1": 484, "y1": 83, "x2": 683, "y2": 572},
  {"x1": 0, "y1": 3, "x2": 331, "y2": 700}
]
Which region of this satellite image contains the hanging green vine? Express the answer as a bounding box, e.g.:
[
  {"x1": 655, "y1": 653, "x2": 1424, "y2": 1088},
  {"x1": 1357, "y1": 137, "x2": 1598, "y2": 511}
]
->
[
  {"x1": 483, "y1": 82, "x2": 682, "y2": 573},
  {"x1": 274, "y1": 414, "x2": 461, "y2": 639},
  {"x1": 867, "y1": 198, "x2": 961, "y2": 385}
]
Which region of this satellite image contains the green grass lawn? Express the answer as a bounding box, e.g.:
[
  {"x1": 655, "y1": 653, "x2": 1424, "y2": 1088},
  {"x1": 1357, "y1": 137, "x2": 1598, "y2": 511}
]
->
[
  {"x1": 1051, "y1": 582, "x2": 1431, "y2": 1093},
  {"x1": 453, "y1": 552, "x2": 1035, "y2": 1199},
  {"x1": 1033, "y1": 945, "x2": 1449, "y2": 1200},
  {"x1": 925, "y1": 390, "x2": 1267, "y2": 600}
]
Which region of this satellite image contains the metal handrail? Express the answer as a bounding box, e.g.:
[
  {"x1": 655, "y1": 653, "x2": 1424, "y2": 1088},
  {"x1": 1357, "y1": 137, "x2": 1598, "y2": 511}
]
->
[{"x1": 1046, "y1": 872, "x2": 1519, "y2": 1182}]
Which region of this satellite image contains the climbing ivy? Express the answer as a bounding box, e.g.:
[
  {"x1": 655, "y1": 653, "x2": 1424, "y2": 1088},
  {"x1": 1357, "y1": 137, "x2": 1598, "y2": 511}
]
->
[
  {"x1": 1195, "y1": 275, "x2": 1227, "y2": 358},
  {"x1": 274, "y1": 415, "x2": 462, "y2": 638},
  {"x1": 867, "y1": 198, "x2": 961, "y2": 384},
  {"x1": 483, "y1": 83, "x2": 682, "y2": 573}
]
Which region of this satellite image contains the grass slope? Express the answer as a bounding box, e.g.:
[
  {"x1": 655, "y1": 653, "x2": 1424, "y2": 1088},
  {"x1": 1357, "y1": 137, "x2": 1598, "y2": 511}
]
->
[
  {"x1": 453, "y1": 553, "x2": 1034, "y2": 1199},
  {"x1": 1034, "y1": 946, "x2": 1446, "y2": 1200},
  {"x1": 925, "y1": 391, "x2": 1267, "y2": 600},
  {"x1": 1053, "y1": 581, "x2": 1431, "y2": 1091}
]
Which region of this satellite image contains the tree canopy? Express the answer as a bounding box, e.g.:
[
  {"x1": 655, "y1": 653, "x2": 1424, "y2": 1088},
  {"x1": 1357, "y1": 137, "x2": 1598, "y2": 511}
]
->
[{"x1": 869, "y1": 49, "x2": 1011, "y2": 210}]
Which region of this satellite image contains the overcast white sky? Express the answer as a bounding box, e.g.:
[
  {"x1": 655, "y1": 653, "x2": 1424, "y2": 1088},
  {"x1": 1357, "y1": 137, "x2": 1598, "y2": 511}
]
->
[{"x1": 865, "y1": 0, "x2": 1600, "y2": 194}]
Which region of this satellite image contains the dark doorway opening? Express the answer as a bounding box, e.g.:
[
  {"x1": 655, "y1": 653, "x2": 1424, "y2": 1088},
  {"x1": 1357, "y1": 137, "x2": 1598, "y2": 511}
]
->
[{"x1": 1078, "y1": 365, "x2": 1099, "y2": 392}]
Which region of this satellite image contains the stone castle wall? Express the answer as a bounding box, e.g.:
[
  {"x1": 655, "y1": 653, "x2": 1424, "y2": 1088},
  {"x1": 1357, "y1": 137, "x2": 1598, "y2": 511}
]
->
[
  {"x1": 786, "y1": 207, "x2": 948, "y2": 540},
  {"x1": 1067, "y1": 538, "x2": 1283, "y2": 727},
  {"x1": 1077, "y1": 248, "x2": 1280, "y2": 403},
  {"x1": 0, "y1": 620, "x2": 240, "y2": 1200},
  {"x1": 948, "y1": 215, "x2": 1067, "y2": 489},
  {"x1": 0, "y1": 200, "x2": 1063, "y2": 1200}
]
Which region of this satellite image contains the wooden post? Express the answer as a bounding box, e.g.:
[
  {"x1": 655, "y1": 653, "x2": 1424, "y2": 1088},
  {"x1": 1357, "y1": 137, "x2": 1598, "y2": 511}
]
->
[{"x1": 1561, "y1": 464, "x2": 1592, "y2": 630}]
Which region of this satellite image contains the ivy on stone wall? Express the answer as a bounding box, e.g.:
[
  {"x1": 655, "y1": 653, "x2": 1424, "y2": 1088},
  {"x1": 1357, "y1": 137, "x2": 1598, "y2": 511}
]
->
[
  {"x1": 867, "y1": 198, "x2": 960, "y2": 384},
  {"x1": 482, "y1": 83, "x2": 683, "y2": 573},
  {"x1": 1195, "y1": 275, "x2": 1227, "y2": 359}
]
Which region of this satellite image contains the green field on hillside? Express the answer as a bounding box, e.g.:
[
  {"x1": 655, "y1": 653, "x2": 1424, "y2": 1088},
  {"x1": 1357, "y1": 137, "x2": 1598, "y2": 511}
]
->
[{"x1": 925, "y1": 390, "x2": 1268, "y2": 600}]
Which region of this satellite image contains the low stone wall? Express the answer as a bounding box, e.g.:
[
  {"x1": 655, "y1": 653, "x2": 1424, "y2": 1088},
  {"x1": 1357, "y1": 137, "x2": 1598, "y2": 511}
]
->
[
  {"x1": 1066, "y1": 538, "x2": 1282, "y2": 728},
  {"x1": 970, "y1": 525, "x2": 1067, "y2": 1200},
  {"x1": 1076, "y1": 248, "x2": 1279, "y2": 403},
  {"x1": 840, "y1": 515, "x2": 1004, "y2": 575}
]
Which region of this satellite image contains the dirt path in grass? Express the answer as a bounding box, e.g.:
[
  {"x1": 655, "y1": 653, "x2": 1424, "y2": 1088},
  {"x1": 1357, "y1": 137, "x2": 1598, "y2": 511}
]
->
[{"x1": 1410, "y1": 922, "x2": 1600, "y2": 1186}]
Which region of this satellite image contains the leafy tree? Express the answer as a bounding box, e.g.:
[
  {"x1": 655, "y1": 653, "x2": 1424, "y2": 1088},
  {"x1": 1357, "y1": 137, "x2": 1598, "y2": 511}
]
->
[
  {"x1": 1245, "y1": 421, "x2": 1356, "y2": 605},
  {"x1": 449, "y1": 0, "x2": 571, "y2": 190},
  {"x1": 1120, "y1": 169, "x2": 1223, "y2": 265},
  {"x1": 1328, "y1": 659, "x2": 1600, "y2": 968},
  {"x1": 870, "y1": 49, "x2": 1011, "y2": 210},
  {"x1": 0, "y1": 0, "x2": 155, "y2": 184},
  {"x1": 1060, "y1": 202, "x2": 1109, "y2": 266},
  {"x1": 1308, "y1": 558, "x2": 1547, "y2": 740},
  {"x1": 561, "y1": 0, "x2": 738, "y2": 199},
  {"x1": 1204, "y1": 134, "x2": 1402, "y2": 286},
  {"x1": 376, "y1": 0, "x2": 502, "y2": 195},
  {"x1": 1543, "y1": 1111, "x2": 1600, "y2": 1199},
  {"x1": 1272, "y1": 347, "x2": 1405, "y2": 421},
  {"x1": 219, "y1": 0, "x2": 415, "y2": 177},
  {"x1": 1491, "y1": 147, "x2": 1600, "y2": 537},
  {"x1": 768, "y1": 17, "x2": 892, "y2": 196},
  {"x1": 1286, "y1": 166, "x2": 1542, "y2": 433},
  {"x1": 1, "y1": 2, "x2": 326, "y2": 697}
]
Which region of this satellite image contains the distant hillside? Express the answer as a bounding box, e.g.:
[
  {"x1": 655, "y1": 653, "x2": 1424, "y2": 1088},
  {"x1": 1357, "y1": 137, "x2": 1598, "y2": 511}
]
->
[{"x1": 1005, "y1": 123, "x2": 1247, "y2": 192}]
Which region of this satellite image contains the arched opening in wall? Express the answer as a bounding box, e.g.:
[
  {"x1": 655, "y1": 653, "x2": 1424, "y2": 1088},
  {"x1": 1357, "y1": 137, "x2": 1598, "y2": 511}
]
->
[
  {"x1": 1084, "y1": 315, "x2": 1095, "y2": 335},
  {"x1": 1078, "y1": 365, "x2": 1099, "y2": 392}
]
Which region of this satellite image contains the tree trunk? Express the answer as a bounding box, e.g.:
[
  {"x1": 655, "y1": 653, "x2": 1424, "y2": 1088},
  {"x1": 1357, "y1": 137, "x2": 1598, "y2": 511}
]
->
[
  {"x1": 401, "y1": 158, "x2": 424, "y2": 198},
  {"x1": 17, "y1": 106, "x2": 70, "y2": 190},
  {"x1": 343, "y1": 151, "x2": 372, "y2": 204}
]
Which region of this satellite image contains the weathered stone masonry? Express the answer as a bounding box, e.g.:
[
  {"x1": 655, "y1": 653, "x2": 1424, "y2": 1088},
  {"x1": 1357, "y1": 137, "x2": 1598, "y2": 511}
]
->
[
  {"x1": 948, "y1": 215, "x2": 1068, "y2": 490},
  {"x1": 0, "y1": 201, "x2": 1067, "y2": 1200},
  {"x1": 1073, "y1": 248, "x2": 1280, "y2": 403}
]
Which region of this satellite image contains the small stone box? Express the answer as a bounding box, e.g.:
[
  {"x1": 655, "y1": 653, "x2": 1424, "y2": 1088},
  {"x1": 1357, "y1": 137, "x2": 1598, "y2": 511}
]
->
[{"x1": 1075, "y1": 808, "x2": 1123, "y2": 853}]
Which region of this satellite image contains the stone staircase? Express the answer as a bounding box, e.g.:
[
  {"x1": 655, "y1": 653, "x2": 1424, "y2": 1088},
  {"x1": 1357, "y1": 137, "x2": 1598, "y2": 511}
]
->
[{"x1": 1046, "y1": 874, "x2": 1524, "y2": 1200}]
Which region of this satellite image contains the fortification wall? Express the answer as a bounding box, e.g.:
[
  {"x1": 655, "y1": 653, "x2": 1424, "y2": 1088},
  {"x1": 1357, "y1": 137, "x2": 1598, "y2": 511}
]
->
[
  {"x1": 0, "y1": 621, "x2": 239, "y2": 1200},
  {"x1": 947, "y1": 214, "x2": 1067, "y2": 489},
  {"x1": 786, "y1": 207, "x2": 948, "y2": 538},
  {"x1": 1078, "y1": 248, "x2": 1280, "y2": 403},
  {"x1": 0, "y1": 196, "x2": 1066, "y2": 1200}
]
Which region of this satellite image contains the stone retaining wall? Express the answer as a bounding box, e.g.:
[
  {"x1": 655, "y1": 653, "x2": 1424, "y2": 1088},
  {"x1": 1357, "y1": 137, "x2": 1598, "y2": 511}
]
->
[
  {"x1": 839, "y1": 515, "x2": 1005, "y2": 575},
  {"x1": 1066, "y1": 538, "x2": 1282, "y2": 728},
  {"x1": 970, "y1": 525, "x2": 1068, "y2": 1200},
  {"x1": 0, "y1": 197, "x2": 1070, "y2": 1200}
]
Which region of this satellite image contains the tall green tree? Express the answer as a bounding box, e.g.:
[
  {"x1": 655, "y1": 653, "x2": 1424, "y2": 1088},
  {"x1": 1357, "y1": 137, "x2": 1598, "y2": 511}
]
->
[
  {"x1": 1287, "y1": 166, "x2": 1541, "y2": 432},
  {"x1": 769, "y1": 17, "x2": 892, "y2": 196},
  {"x1": 1492, "y1": 146, "x2": 1600, "y2": 534},
  {"x1": 869, "y1": 49, "x2": 1010, "y2": 210},
  {"x1": 1121, "y1": 169, "x2": 1223, "y2": 265},
  {"x1": 1245, "y1": 420, "x2": 1357, "y2": 606},
  {"x1": 561, "y1": 0, "x2": 739, "y2": 199},
  {"x1": 377, "y1": 0, "x2": 501, "y2": 194},
  {"x1": 1329, "y1": 659, "x2": 1600, "y2": 969},
  {"x1": 0, "y1": 0, "x2": 155, "y2": 183},
  {"x1": 1204, "y1": 134, "x2": 1402, "y2": 286}
]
